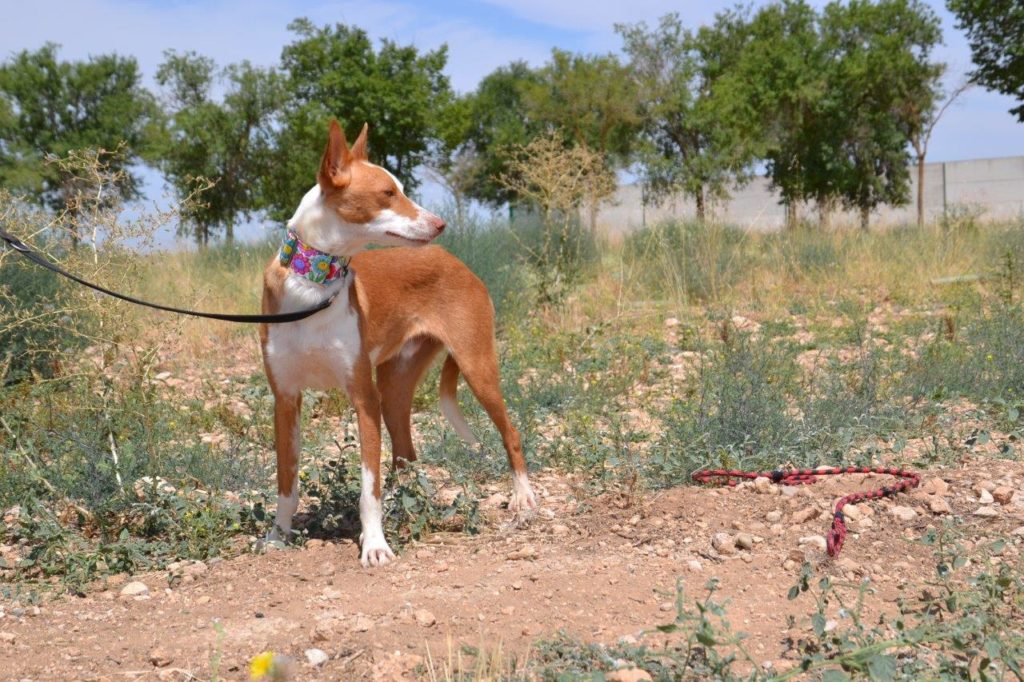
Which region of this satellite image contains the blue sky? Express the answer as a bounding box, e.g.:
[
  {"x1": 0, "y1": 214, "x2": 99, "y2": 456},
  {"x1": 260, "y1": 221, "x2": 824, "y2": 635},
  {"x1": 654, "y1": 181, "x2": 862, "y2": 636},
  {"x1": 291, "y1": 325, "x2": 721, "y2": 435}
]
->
[{"x1": 1, "y1": 0, "x2": 1021, "y2": 242}]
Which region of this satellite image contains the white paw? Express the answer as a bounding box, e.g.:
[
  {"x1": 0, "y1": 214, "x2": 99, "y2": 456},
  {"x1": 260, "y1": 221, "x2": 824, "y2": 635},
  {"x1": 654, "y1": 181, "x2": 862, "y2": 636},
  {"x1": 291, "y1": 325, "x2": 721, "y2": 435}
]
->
[
  {"x1": 509, "y1": 487, "x2": 538, "y2": 513},
  {"x1": 266, "y1": 525, "x2": 288, "y2": 543},
  {"x1": 509, "y1": 472, "x2": 538, "y2": 513},
  {"x1": 360, "y1": 538, "x2": 396, "y2": 568}
]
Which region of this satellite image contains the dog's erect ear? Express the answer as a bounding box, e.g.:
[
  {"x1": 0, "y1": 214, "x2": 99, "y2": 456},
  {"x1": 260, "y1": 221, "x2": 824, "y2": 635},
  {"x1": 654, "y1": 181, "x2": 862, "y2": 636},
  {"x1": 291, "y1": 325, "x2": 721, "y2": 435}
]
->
[
  {"x1": 350, "y1": 123, "x2": 369, "y2": 161},
  {"x1": 318, "y1": 120, "x2": 352, "y2": 192}
]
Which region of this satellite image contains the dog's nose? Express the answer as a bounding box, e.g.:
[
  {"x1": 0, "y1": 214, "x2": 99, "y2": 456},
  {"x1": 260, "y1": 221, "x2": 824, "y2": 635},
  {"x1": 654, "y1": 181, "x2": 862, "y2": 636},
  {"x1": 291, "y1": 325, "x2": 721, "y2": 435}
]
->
[{"x1": 431, "y1": 216, "x2": 446, "y2": 235}]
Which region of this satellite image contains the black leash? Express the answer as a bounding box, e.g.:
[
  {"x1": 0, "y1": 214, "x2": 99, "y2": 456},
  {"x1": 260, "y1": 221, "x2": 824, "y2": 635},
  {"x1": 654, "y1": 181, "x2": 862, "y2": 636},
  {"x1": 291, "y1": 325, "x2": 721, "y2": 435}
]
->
[{"x1": 0, "y1": 228, "x2": 337, "y2": 324}]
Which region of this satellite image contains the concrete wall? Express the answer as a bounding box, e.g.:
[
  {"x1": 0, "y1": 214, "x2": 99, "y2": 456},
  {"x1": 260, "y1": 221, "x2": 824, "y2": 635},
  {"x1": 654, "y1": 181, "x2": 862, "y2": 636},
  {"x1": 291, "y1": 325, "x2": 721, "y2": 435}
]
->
[{"x1": 596, "y1": 155, "x2": 1024, "y2": 236}]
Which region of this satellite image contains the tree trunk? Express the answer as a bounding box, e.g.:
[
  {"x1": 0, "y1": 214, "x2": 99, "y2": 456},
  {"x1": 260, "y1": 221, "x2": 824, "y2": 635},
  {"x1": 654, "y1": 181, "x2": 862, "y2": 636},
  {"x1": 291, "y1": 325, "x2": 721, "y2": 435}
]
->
[
  {"x1": 916, "y1": 154, "x2": 926, "y2": 229},
  {"x1": 860, "y1": 205, "x2": 870, "y2": 231},
  {"x1": 588, "y1": 195, "x2": 598, "y2": 233},
  {"x1": 226, "y1": 219, "x2": 234, "y2": 245},
  {"x1": 695, "y1": 187, "x2": 706, "y2": 223},
  {"x1": 818, "y1": 197, "x2": 834, "y2": 230},
  {"x1": 785, "y1": 201, "x2": 798, "y2": 229}
]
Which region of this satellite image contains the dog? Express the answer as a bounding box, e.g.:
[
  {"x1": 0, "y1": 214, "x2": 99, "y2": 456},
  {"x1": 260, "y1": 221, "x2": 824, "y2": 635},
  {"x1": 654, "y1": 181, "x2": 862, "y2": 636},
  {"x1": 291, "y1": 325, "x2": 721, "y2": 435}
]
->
[{"x1": 259, "y1": 120, "x2": 537, "y2": 566}]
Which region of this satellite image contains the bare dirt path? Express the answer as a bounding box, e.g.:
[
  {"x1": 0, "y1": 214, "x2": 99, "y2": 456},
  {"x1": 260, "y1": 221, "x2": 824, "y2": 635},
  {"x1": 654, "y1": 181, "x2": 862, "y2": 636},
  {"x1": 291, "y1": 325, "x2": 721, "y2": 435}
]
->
[{"x1": 3, "y1": 459, "x2": 1022, "y2": 681}]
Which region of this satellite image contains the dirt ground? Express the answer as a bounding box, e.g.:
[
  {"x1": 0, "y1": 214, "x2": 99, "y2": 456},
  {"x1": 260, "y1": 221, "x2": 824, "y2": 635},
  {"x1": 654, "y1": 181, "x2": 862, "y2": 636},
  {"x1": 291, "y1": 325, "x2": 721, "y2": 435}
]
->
[{"x1": 2, "y1": 455, "x2": 1023, "y2": 681}]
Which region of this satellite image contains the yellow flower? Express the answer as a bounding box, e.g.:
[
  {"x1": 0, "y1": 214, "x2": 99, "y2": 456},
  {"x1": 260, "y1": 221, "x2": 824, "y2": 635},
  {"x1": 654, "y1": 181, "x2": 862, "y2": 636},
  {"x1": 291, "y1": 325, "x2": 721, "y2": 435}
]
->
[{"x1": 250, "y1": 651, "x2": 275, "y2": 679}]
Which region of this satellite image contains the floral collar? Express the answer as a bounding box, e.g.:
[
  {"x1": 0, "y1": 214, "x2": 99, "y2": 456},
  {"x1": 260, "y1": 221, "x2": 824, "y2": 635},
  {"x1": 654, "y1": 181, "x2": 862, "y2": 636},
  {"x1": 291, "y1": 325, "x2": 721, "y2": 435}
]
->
[{"x1": 278, "y1": 231, "x2": 349, "y2": 285}]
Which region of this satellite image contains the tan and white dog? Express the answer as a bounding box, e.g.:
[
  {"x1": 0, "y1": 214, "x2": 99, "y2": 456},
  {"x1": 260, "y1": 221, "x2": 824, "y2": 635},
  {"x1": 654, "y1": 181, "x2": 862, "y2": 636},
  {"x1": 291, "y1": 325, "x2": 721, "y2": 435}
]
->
[{"x1": 259, "y1": 120, "x2": 537, "y2": 566}]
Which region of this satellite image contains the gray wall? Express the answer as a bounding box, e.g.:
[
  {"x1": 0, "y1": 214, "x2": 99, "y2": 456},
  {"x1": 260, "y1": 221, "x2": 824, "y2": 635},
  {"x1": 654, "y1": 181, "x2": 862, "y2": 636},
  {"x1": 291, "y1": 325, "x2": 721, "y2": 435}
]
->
[{"x1": 597, "y1": 155, "x2": 1024, "y2": 236}]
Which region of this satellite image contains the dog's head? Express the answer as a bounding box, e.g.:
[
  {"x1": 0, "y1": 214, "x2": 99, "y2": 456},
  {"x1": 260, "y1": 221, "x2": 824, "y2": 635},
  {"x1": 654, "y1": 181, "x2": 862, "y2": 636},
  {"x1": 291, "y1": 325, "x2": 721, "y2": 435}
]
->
[{"x1": 287, "y1": 120, "x2": 445, "y2": 255}]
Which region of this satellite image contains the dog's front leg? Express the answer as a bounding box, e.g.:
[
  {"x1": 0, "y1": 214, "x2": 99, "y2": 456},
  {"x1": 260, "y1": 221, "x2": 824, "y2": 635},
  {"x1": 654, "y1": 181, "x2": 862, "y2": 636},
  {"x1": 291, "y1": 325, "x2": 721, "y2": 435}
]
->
[
  {"x1": 270, "y1": 391, "x2": 302, "y2": 541},
  {"x1": 349, "y1": 364, "x2": 395, "y2": 567}
]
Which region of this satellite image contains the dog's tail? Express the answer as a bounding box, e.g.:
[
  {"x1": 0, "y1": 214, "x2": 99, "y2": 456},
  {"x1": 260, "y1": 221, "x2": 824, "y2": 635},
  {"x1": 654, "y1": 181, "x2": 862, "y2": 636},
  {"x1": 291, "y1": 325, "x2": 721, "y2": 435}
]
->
[{"x1": 439, "y1": 353, "x2": 479, "y2": 446}]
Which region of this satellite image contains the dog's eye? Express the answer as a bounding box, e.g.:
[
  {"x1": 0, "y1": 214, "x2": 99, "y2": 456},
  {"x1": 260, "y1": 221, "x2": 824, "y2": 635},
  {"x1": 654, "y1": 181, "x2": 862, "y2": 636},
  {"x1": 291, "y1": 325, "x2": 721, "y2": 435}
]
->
[{"x1": 383, "y1": 189, "x2": 396, "y2": 198}]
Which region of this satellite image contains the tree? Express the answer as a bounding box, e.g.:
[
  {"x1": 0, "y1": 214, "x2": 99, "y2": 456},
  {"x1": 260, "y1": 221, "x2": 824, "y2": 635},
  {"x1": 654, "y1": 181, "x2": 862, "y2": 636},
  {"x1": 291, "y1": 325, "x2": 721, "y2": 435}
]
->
[
  {"x1": 264, "y1": 19, "x2": 452, "y2": 222},
  {"x1": 524, "y1": 49, "x2": 641, "y2": 229},
  {"x1": 947, "y1": 0, "x2": 1024, "y2": 121},
  {"x1": 156, "y1": 51, "x2": 281, "y2": 245},
  {"x1": 617, "y1": 11, "x2": 755, "y2": 222},
  {"x1": 462, "y1": 61, "x2": 544, "y2": 208},
  {"x1": 427, "y1": 93, "x2": 476, "y2": 227},
  {"x1": 817, "y1": 0, "x2": 944, "y2": 229},
  {"x1": 907, "y1": 79, "x2": 971, "y2": 228},
  {"x1": 0, "y1": 44, "x2": 157, "y2": 237},
  {"x1": 716, "y1": 0, "x2": 826, "y2": 226}
]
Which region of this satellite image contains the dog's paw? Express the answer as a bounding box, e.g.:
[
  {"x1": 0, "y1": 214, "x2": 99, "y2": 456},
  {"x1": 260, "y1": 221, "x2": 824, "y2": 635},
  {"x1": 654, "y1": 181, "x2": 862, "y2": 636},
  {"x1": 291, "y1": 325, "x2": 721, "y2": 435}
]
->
[
  {"x1": 360, "y1": 539, "x2": 396, "y2": 568},
  {"x1": 509, "y1": 477, "x2": 538, "y2": 513}
]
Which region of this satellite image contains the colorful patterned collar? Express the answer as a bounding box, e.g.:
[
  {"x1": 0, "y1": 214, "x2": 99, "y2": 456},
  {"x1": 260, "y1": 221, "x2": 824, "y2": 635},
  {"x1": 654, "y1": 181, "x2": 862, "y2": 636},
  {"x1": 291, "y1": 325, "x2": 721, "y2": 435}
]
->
[{"x1": 278, "y1": 231, "x2": 349, "y2": 285}]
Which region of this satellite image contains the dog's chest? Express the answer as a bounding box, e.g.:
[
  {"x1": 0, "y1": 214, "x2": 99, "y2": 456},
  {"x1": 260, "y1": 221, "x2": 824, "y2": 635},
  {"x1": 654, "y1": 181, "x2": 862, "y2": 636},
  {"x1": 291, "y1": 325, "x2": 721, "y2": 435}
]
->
[{"x1": 263, "y1": 277, "x2": 360, "y2": 394}]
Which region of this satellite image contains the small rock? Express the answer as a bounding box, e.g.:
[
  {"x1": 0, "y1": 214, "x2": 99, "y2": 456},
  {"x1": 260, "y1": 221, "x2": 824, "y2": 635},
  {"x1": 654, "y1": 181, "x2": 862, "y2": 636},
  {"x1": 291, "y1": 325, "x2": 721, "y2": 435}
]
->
[
  {"x1": 120, "y1": 581, "x2": 149, "y2": 597},
  {"x1": 842, "y1": 505, "x2": 862, "y2": 521},
  {"x1": 0, "y1": 632, "x2": 15, "y2": 645},
  {"x1": 305, "y1": 648, "x2": 329, "y2": 667},
  {"x1": 921, "y1": 477, "x2": 950, "y2": 496},
  {"x1": 687, "y1": 560, "x2": 703, "y2": 572},
  {"x1": 711, "y1": 533, "x2": 736, "y2": 555},
  {"x1": 975, "y1": 480, "x2": 997, "y2": 494},
  {"x1": 765, "y1": 510, "x2": 783, "y2": 523},
  {"x1": 511, "y1": 581, "x2": 523, "y2": 591},
  {"x1": 974, "y1": 506, "x2": 998, "y2": 518},
  {"x1": 754, "y1": 477, "x2": 773, "y2": 493},
  {"x1": 890, "y1": 506, "x2": 918, "y2": 522},
  {"x1": 792, "y1": 507, "x2": 821, "y2": 524},
  {"x1": 507, "y1": 545, "x2": 538, "y2": 561},
  {"x1": 823, "y1": 620, "x2": 838, "y2": 633},
  {"x1": 734, "y1": 533, "x2": 754, "y2": 551},
  {"x1": 351, "y1": 616, "x2": 374, "y2": 632},
  {"x1": 606, "y1": 668, "x2": 653, "y2": 682},
  {"x1": 322, "y1": 587, "x2": 343, "y2": 600},
  {"x1": 311, "y1": 622, "x2": 333, "y2": 642},
  {"x1": 414, "y1": 609, "x2": 436, "y2": 627},
  {"x1": 929, "y1": 497, "x2": 952, "y2": 514},
  {"x1": 149, "y1": 648, "x2": 173, "y2": 667},
  {"x1": 798, "y1": 535, "x2": 827, "y2": 552},
  {"x1": 182, "y1": 561, "x2": 207, "y2": 576},
  {"x1": 993, "y1": 486, "x2": 1015, "y2": 505},
  {"x1": 551, "y1": 524, "x2": 570, "y2": 536},
  {"x1": 978, "y1": 489, "x2": 994, "y2": 505},
  {"x1": 1011, "y1": 526, "x2": 1024, "y2": 537},
  {"x1": 196, "y1": 595, "x2": 212, "y2": 605}
]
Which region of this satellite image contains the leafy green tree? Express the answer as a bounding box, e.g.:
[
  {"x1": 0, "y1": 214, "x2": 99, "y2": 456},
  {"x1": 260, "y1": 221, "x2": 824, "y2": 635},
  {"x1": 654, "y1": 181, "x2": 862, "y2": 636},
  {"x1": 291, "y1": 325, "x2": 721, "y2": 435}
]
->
[
  {"x1": 263, "y1": 19, "x2": 452, "y2": 221},
  {"x1": 0, "y1": 44, "x2": 157, "y2": 230},
  {"x1": 461, "y1": 61, "x2": 543, "y2": 207},
  {"x1": 156, "y1": 51, "x2": 282, "y2": 245},
  {"x1": 617, "y1": 11, "x2": 755, "y2": 222},
  {"x1": 716, "y1": 0, "x2": 826, "y2": 225},
  {"x1": 817, "y1": 0, "x2": 943, "y2": 229},
  {"x1": 948, "y1": 0, "x2": 1024, "y2": 121},
  {"x1": 525, "y1": 49, "x2": 640, "y2": 160},
  {"x1": 524, "y1": 49, "x2": 641, "y2": 228},
  {"x1": 428, "y1": 93, "x2": 476, "y2": 227}
]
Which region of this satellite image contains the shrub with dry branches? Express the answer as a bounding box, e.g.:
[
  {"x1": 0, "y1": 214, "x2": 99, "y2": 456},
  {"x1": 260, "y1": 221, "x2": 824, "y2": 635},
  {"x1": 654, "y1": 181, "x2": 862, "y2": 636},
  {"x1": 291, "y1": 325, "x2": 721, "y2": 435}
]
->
[{"x1": 499, "y1": 132, "x2": 614, "y2": 302}]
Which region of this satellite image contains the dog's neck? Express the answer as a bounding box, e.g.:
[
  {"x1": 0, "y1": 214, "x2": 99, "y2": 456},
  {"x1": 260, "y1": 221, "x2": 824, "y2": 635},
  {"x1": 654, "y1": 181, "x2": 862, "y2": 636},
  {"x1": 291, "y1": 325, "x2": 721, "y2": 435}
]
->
[{"x1": 278, "y1": 230, "x2": 350, "y2": 285}]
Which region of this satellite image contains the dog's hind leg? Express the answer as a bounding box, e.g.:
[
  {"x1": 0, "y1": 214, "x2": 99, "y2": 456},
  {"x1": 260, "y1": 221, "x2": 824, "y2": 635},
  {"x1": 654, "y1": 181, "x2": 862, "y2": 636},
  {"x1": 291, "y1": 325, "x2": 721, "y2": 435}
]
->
[
  {"x1": 448, "y1": 340, "x2": 537, "y2": 513},
  {"x1": 270, "y1": 391, "x2": 302, "y2": 541},
  {"x1": 378, "y1": 336, "x2": 443, "y2": 469}
]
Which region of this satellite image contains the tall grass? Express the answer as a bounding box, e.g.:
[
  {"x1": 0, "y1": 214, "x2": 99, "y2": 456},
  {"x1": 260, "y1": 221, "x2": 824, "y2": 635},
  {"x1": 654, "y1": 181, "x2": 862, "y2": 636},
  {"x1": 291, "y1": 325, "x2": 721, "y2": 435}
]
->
[{"x1": 622, "y1": 216, "x2": 1024, "y2": 311}]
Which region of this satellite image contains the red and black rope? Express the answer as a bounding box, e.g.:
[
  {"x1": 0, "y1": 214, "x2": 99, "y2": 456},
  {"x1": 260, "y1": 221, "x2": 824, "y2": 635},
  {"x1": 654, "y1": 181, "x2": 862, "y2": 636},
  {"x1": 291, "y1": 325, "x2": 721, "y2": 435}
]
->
[{"x1": 691, "y1": 466, "x2": 921, "y2": 557}]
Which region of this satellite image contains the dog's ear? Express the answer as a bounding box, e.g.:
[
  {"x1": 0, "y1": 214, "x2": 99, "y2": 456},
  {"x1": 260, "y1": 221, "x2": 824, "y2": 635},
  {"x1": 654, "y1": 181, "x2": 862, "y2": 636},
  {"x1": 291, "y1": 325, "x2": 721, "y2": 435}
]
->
[
  {"x1": 350, "y1": 123, "x2": 369, "y2": 161},
  {"x1": 318, "y1": 119, "x2": 352, "y2": 192}
]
